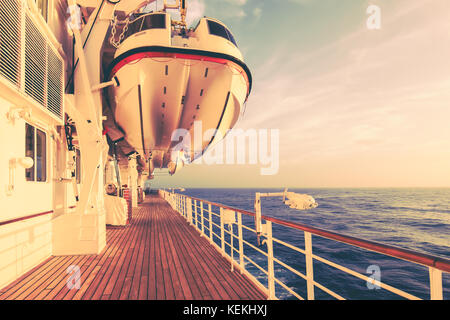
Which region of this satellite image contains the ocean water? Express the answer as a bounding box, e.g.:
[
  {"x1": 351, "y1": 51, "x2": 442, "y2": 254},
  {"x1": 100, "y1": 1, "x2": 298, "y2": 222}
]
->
[{"x1": 180, "y1": 188, "x2": 450, "y2": 300}]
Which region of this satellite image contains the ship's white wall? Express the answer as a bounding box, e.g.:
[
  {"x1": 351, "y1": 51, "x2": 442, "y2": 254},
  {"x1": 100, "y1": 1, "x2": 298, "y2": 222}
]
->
[
  {"x1": 0, "y1": 96, "x2": 54, "y2": 290},
  {"x1": 0, "y1": 108, "x2": 54, "y2": 219},
  {"x1": 0, "y1": 0, "x2": 74, "y2": 285},
  {"x1": 0, "y1": 215, "x2": 52, "y2": 290}
]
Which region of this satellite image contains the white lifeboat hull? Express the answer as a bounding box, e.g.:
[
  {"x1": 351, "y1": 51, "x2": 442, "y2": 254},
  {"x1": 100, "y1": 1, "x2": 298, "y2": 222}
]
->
[{"x1": 107, "y1": 48, "x2": 251, "y2": 170}]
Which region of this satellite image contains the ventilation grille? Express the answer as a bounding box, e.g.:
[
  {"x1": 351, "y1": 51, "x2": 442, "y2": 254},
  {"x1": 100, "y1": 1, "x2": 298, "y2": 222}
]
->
[
  {"x1": 25, "y1": 15, "x2": 46, "y2": 106},
  {"x1": 0, "y1": 1, "x2": 64, "y2": 121},
  {"x1": 47, "y1": 46, "x2": 63, "y2": 118},
  {"x1": 0, "y1": 0, "x2": 21, "y2": 86}
]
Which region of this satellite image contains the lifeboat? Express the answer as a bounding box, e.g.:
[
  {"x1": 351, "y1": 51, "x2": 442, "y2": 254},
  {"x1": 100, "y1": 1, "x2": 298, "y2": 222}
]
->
[{"x1": 105, "y1": 8, "x2": 252, "y2": 175}]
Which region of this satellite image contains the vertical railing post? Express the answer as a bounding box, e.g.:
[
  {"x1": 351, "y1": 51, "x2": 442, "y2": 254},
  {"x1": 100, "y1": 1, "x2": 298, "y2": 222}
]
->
[
  {"x1": 208, "y1": 204, "x2": 213, "y2": 243},
  {"x1": 180, "y1": 196, "x2": 183, "y2": 216},
  {"x1": 237, "y1": 212, "x2": 244, "y2": 274},
  {"x1": 200, "y1": 201, "x2": 205, "y2": 236},
  {"x1": 429, "y1": 267, "x2": 443, "y2": 300},
  {"x1": 265, "y1": 221, "x2": 276, "y2": 300},
  {"x1": 187, "y1": 198, "x2": 193, "y2": 225},
  {"x1": 254, "y1": 193, "x2": 262, "y2": 246},
  {"x1": 230, "y1": 223, "x2": 234, "y2": 272},
  {"x1": 194, "y1": 200, "x2": 198, "y2": 230},
  {"x1": 220, "y1": 207, "x2": 225, "y2": 256},
  {"x1": 304, "y1": 231, "x2": 315, "y2": 300}
]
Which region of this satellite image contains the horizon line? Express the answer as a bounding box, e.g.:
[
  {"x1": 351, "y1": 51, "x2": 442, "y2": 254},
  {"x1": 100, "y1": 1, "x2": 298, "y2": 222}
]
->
[{"x1": 149, "y1": 186, "x2": 450, "y2": 189}]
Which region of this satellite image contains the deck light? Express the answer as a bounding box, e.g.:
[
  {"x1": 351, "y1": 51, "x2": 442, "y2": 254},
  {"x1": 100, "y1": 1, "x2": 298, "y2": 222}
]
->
[
  {"x1": 6, "y1": 157, "x2": 34, "y2": 196},
  {"x1": 14, "y1": 157, "x2": 35, "y2": 169}
]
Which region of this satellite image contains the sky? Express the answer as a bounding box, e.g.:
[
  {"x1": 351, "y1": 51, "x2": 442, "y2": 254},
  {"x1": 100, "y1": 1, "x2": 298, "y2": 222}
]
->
[{"x1": 149, "y1": 0, "x2": 450, "y2": 188}]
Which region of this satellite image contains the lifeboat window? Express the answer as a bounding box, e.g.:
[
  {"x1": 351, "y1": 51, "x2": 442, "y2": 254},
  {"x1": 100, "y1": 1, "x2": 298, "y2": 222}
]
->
[
  {"x1": 25, "y1": 123, "x2": 47, "y2": 182},
  {"x1": 225, "y1": 29, "x2": 237, "y2": 47},
  {"x1": 125, "y1": 14, "x2": 166, "y2": 38},
  {"x1": 142, "y1": 14, "x2": 166, "y2": 30},
  {"x1": 207, "y1": 20, "x2": 238, "y2": 47}
]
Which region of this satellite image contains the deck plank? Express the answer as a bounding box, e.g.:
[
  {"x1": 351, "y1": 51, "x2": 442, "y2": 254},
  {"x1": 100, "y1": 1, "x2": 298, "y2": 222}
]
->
[
  {"x1": 0, "y1": 195, "x2": 267, "y2": 300},
  {"x1": 166, "y1": 209, "x2": 245, "y2": 300},
  {"x1": 93, "y1": 223, "x2": 137, "y2": 299},
  {"x1": 164, "y1": 209, "x2": 226, "y2": 300},
  {"x1": 159, "y1": 206, "x2": 184, "y2": 299}
]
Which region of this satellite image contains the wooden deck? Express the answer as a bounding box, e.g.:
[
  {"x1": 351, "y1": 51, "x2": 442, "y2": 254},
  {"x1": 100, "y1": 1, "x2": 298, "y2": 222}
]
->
[{"x1": 0, "y1": 196, "x2": 266, "y2": 300}]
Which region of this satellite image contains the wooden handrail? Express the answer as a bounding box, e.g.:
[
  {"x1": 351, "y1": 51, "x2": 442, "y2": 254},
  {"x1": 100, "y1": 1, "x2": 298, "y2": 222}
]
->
[
  {"x1": 0, "y1": 205, "x2": 77, "y2": 227},
  {"x1": 0, "y1": 210, "x2": 53, "y2": 227}
]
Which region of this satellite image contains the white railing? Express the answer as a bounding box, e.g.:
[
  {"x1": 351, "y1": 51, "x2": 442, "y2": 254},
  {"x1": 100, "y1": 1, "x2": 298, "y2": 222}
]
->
[{"x1": 160, "y1": 190, "x2": 449, "y2": 300}]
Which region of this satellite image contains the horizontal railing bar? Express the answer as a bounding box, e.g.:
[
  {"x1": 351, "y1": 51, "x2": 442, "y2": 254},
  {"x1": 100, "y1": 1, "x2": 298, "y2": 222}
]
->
[
  {"x1": 211, "y1": 231, "x2": 221, "y2": 240},
  {"x1": 272, "y1": 256, "x2": 307, "y2": 281},
  {"x1": 312, "y1": 254, "x2": 421, "y2": 300},
  {"x1": 185, "y1": 195, "x2": 450, "y2": 273},
  {"x1": 211, "y1": 221, "x2": 221, "y2": 229},
  {"x1": 242, "y1": 238, "x2": 269, "y2": 257},
  {"x1": 244, "y1": 255, "x2": 269, "y2": 275},
  {"x1": 0, "y1": 210, "x2": 53, "y2": 227},
  {"x1": 241, "y1": 224, "x2": 256, "y2": 233},
  {"x1": 223, "y1": 228, "x2": 233, "y2": 236},
  {"x1": 272, "y1": 237, "x2": 306, "y2": 255},
  {"x1": 192, "y1": 204, "x2": 220, "y2": 217},
  {"x1": 312, "y1": 281, "x2": 345, "y2": 300},
  {"x1": 273, "y1": 277, "x2": 304, "y2": 300},
  {"x1": 210, "y1": 212, "x2": 221, "y2": 218}
]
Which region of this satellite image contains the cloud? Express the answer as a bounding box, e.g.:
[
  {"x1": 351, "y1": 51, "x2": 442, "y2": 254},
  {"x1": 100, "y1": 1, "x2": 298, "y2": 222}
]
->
[
  {"x1": 152, "y1": 0, "x2": 450, "y2": 187},
  {"x1": 201, "y1": 0, "x2": 249, "y2": 20},
  {"x1": 287, "y1": 0, "x2": 315, "y2": 5},
  {"x1": 236, "y1": 0, "x2": 450, "y2": 184},
  {"x1": 186, "y1": 0, "x2": 205, "y2": 26},
  {"x1": 253, "y1": 7, "x2": 262, "y2": 20},
  {"x1": 224, "y1": 0, "x2": 247, "y2": 6}
]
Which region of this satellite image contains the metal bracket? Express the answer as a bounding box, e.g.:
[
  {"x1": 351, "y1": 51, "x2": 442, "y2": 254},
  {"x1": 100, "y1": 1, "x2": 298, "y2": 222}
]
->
[
  {"x1": 6, "y1": 157, "x2": 34, "y2": 196},
  {"x1": 91, "y1": 76, "x2": 120, "y2": 92}
]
